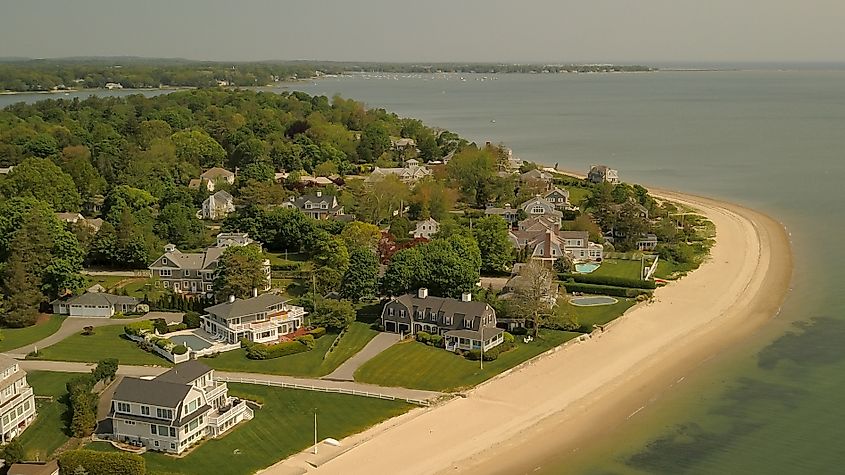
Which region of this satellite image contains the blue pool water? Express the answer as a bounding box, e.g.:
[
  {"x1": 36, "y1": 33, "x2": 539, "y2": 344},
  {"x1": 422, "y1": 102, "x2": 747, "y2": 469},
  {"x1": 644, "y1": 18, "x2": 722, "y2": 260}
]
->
[
  {"x1": 570, "y1": 296, "x2": 618, "y2": 306},
  {"x1": 575, "y1": 263, "x2": 600, "y2": 273},
  {"x1": 169, "y1": 334, "x2": 212, "y2": 350}
]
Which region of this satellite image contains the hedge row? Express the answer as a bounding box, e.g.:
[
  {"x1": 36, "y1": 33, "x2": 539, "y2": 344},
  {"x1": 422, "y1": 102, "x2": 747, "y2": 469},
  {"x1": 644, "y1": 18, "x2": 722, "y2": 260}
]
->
[
  {"x1": 58, "y1": 449, "x2": 145, "y2": 475},
  {"x1": 242, "y1": 334, "x2": 316, "y2": 360},
  {"x1": 415, "y1": 331, "x2": 444, "y2": 348},
  {"x1": 562, "y1": 282, "x2": 652, "y2": 298},
  {"x1": 561, "y1": 273, "x2": 656, "y2": 289}
]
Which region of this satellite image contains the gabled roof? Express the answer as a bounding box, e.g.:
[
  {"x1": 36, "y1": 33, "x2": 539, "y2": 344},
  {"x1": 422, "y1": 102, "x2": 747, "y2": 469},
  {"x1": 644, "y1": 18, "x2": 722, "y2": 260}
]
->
[
  {"x1": 156, "y1": 360, "x2": 212, "y2": 385},
  {"x1": 284, "y1": 194, "x2": 342, "y2": 212},
  {"x1": 544, "y1": 187, "x2": 570, "y2": 198},
  {"x1": 201, "y1": 167, "x2": 235, "y2": 180},
  {"x1": 0, "y1": 355, "x2": 18, "y2": 374},
  {"x1": 151, "y1": 246, "x2": 225, "y2": 271},
  {"x1": 205, "y1": 292, "x2": 289, "y2": 320},
  {"x1": 209, "y1": 190, "x2": 233, "y2": 202},
  {"x1": 53, "y1": 292, "x2": 137, "y2": 307},
  {"x1": 390, "y1": 294, "x2": 492, "y2": 324},
  {"x1": 112, "y1": 377, "x2": 192, "y2": 408},
  {"x1": 520, "y1": 169, "x2": 552, "y2": 181}
]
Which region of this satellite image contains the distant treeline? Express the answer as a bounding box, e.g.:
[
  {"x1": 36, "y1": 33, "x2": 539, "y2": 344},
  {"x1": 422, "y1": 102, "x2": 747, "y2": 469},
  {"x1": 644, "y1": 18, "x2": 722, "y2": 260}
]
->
[{"x1": 0, "y1": 58, "x2": 654, "y2": 92}]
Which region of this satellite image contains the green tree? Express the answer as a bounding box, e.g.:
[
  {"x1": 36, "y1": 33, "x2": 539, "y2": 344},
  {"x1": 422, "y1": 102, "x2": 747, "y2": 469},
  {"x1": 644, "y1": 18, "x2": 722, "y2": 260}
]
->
[
  {"x1": 339, "y1": 221, "x2": 381, "y2": 250},
  {"x1": 261, "y1": 208, "x2": 315, "y2": 252},
  {"x1": 340, "y1": 247, "x2": 379, "y2": 301},
  {"x1": 388, "y1": 216, "x2": 412, "y2": 241},
  {"x1": 381, "y1": 236, "x2": 480, "y2": 298},
  {"x1": 356, "y1": 122, "x2": 390, "y2": 163},
  {"x1": 473, "y1": 215, "x2": 515, "y2": 273},
  {"x1": 213, "y1": 244, "x2": 267, "y2": 299},
  {"x1": 0, "y1": 157, "x2": 81, "y2": 211},
  {"x1": 60, "y1": 145, "x2": 107, "y2": 201},
  {"x1": 512, "y1": 260, "x2": 556, "y2": 337},
  {"x1": 155, "y1": 203, "x2": 206, "y2": 248},
  {"x1": 445, "y1": 147, "x2": 497, "y2": 206},
  {"x1": 310, "y1": 299, "x2": 356, "y2": 332},
  {"x1": 2, "y1": 438, "x2": 24, "y2": 464},
  {"x1": 171, "y1": 130, "x2": 227, "y2": 168}
]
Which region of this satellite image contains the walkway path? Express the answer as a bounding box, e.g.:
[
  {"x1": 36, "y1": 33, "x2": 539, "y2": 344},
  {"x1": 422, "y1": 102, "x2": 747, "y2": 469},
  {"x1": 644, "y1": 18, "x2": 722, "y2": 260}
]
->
[
  {"x1": 322, "y1": 333, "x2": 400, "y2": 382},
  {"x1": 15, "y1": 361, "x2": 444, "y2": 404},
  {"x1": 4, "y1": 312, "x2": 183, "y2": 358}
]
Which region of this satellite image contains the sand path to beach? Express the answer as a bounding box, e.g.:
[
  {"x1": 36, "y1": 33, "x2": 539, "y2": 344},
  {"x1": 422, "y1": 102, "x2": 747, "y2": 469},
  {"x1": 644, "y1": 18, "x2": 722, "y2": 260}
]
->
[{"x1": 264, "y1": 190, "x2": 792, "y2": 475}]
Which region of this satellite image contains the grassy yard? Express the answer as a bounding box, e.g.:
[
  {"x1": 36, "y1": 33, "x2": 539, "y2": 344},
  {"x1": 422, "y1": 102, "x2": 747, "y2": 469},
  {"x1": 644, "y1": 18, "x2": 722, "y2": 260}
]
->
[
  {"x1": 16, "y1": 371, "x2": 79, "y2": 460},
  {"x1": 654, "y1": 259, "x2": 698, "y2": 280},
  {"x1": 89, "y1": 384, "x2": 413, "y2": 475},
  {"x1": 355, "y1": 330, "x2": 580, "y2": 392},
  {"x1": 202, "y1": 322, "x2": 378, "y2": 377},
  {"x1": 30, "y1": 324, "x2": 169, "y2": 366},
  {"x1": 121, "y1": 278, "x2": 166, "y2": 300},
  {"x1": 567, "y1": 187, "x2": 592, "y2": 208},
  {"x1": 590, "y1": 258, "x2": 645, "y2": 280},
  {"x1": 566, "y1": 298, "x2": 638, "y2": 331},
  {"x1": 0, "y1": 315, "x2": 65, "y2": 352}
]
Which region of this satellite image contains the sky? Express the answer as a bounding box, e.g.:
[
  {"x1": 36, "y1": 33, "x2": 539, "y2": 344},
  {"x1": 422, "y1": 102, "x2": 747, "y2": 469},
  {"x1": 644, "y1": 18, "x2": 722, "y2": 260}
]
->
[{"x1": 2, "y1": 0, "x2": 844, "y2": 63}]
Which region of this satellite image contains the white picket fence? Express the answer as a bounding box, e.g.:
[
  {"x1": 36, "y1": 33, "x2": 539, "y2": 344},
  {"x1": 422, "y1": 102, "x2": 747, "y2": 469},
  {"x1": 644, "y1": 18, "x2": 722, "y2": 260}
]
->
[{"x1": 216, "y1": 375, "x2": 432, "y2": 406}]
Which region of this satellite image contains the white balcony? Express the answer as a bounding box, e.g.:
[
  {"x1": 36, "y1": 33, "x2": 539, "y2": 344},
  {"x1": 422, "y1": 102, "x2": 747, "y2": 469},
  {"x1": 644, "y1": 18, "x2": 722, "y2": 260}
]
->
[{"x1": 207, "y1": 399, "x2": 253, "y2": 437}]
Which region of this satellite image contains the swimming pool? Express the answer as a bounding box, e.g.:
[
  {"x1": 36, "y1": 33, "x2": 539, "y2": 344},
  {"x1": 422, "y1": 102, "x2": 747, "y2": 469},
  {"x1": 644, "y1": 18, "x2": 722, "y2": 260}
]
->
[
  {"x1": 169, "y1": 334, "x2": 212, "y2": 350},
  {"x1": 575, "y1": 262, "x2": 600, "y2": 274},
  {"x1": 569, "y1": 296, "x2": 618, "y2": 306}
]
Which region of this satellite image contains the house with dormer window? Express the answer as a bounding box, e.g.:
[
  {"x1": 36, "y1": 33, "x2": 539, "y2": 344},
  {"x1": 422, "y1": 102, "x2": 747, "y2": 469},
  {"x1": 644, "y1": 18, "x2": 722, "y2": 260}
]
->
[
  {"x1": 380, "y1": 288, "x2": 504, "y2": 352},
  {"x1": 280, "y1": 191, "x2": 345, "y2": 220},
  {"x1": 0, "y1": 356, "x2": 36, "y2": 443},
  {"x1": 107, "y1": 360, "x2": 252, "y2": 454}
]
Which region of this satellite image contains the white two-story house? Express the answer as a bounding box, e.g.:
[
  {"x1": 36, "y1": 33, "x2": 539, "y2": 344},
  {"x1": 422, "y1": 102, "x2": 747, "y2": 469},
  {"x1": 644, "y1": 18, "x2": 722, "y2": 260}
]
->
[
  {"x1": 108, "y1": 360, "x2": 252, "y2": 454},
  {"x1": 201, "y1": 292, "x2": 306, "y2": 345},
  {"x1": 0, "y1": 356, "x2": 36, "y2": 443},
  {"x1": 409, "y1": 218, "x2": 439, "y2": 239}
]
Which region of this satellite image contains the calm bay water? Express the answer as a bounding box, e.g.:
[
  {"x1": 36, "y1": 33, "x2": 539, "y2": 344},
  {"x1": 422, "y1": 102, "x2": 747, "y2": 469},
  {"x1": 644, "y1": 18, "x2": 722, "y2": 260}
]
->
[{"x1": 4, "y1": 72, "x2": 845, "y2": 473}]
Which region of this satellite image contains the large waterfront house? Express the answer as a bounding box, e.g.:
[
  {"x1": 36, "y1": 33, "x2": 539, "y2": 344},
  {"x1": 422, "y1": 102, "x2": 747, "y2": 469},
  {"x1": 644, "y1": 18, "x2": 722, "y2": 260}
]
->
[
  {"x1": 410, "y1": 218, "x2": 440, "y2": 239},
  {"x1": 0, "y1": 356, "x2": 37, "y2": 443},
  {"x1": 281, "y1": 191, "x2": 345, "y2": 220},
  {"x1": 587, "y1": 165, "x2": 620, "y2": 184},
  {"x1": 51, "y1": 292, "x2": 140, "y2": 317},
  {"x1": 199, "y1": 190, "x2": 235, "y2": 220},
  {"x1": 520, "y1": 169, "x2": 554, "y2": 191},
  {"x1": 543, "y1": 187, "x2": 574, "y2": 210},
  {"x1": 107, "y1": 360, "x2": 253, "y2": 454},
  {"x1": 149, "y1": 234, "x2": 270, "y2": 295},
  {"x1": 201, "y1": 292, "x2": 306, "y2": 345},
  {"x1": 520, "y1": 196, "x2": 563, "y2": 222},
  {"x1": 381, "y1": 288, "x2": 504, "y2": 352},
  {"x1": 510, "y1": 219, "x2": 604, "y2": 262},
  {"x1": 365, "y1": 159, "x2": 432, "y2": 185},
  {"x1": 484, "y1": 204, "x2": 520, "y2": 226}
]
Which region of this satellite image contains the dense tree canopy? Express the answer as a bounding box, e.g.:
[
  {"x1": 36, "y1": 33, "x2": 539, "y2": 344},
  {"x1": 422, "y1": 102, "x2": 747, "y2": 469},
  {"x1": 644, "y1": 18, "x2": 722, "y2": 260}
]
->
[{"x1": 213, "y1": 245, "x2": 268, "y2": 300}]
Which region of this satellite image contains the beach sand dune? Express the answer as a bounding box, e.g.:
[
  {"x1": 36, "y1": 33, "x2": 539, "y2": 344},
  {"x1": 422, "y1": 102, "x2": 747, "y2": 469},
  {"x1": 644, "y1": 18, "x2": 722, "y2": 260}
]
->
[{"x1": 264, "y1": 191, "x2": 792, "y2": 475}]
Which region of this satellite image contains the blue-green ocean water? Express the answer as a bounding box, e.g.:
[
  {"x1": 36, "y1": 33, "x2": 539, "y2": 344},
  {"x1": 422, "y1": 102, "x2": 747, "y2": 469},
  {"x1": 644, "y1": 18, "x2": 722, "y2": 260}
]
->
[{"x1": 3, "y1": 71, "x2": 844, "y2": 473}]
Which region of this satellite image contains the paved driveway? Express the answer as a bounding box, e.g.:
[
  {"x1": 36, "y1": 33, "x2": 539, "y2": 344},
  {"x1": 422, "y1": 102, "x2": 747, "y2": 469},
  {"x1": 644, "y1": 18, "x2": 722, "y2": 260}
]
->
[{"x1": 322, "y1": 333, "x2": 400, "y2": 382}]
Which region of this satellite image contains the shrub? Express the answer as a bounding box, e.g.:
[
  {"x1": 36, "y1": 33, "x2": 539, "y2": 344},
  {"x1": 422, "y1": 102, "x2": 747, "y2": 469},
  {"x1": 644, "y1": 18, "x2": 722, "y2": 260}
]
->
[
  {"x1": 58, "y1": 449, "x2": 145, "y2": 475},
  {"x1": 543, "y1": 315, "x2": 580, "y2": 331},
  {"x1": 124, "y1": 320, "x2": 153, "y2": 337},
  {"x1": 308, "y1": 327, "x2": 327, "y2": 339},
  {"x1": 165, "y1": 323, "x2": 188, "y2": 333},
  {"x1": 182, "y1": 311, "x2": 201, "y2": 329},
  {"x1": 295, "y1": 334, "x2": 316, "y2": 350},
  {"x1": 152, "y1": 318, "x2": 169, "y2": 334},
  {"x1": 429, "y1": 334, "x2": 444, "y2": 348},
  {"x1": 509, "y1": 326, "x2": 528, "y2": 336},
  {"x1": 172, "y1": 344, "x2": 188, "y2": 355},
  {"x1": 415, "y1": 331, "x2": 432, "y2": 344},
  {"x1": 503, "y1": 332, "x2": 515, "y2": 344},
  {"x1": 560, "y1": 273, "x2": 656, "y2": 289},
  {"x1": 2, "y1": 438, "x2": 24, "y2": 464},
  {"x1": 154, "y1": 338, "x2": 173, "y2": 350},
  {"x1": 82, "y1": 326, "x2": 95, "y2": 336},
  {"x1": 562, "y1": 282, "x2": 651, "y2": 298},
  {"x1": 243, "y1": 338, "x2": 313, "y2": 360}
]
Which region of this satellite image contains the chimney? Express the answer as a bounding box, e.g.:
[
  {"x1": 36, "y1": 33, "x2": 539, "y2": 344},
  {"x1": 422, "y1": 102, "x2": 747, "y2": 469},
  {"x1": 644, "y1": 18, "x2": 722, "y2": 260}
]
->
[
  {"x1": 228, "y1": 295, "x2": 235, "y2": 303},
  {"x1": 252, "y1": 288, "x2": 258, "y2": 298},
  {"x1": 461, "y1": 292, "x2": 472, "y2": 302},
  {"x1": 418, "y1": 288, "x2": 428, "y2": 299},
  {"x1": 316, "y1": 191, "x2": 322, "y2": 198}
]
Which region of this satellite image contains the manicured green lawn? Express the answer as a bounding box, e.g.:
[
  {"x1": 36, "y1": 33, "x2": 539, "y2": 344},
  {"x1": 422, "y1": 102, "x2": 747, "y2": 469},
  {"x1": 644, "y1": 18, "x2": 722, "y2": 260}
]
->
[
  {"x1": 89, "y1": 384, "x2": 413, "y2": 475},
  {"x1": 567, "y1": 187, "x2": 592, "y2": 208},
  {"x1": 0, "y1": 315, "x2": 65, "y2": 352},
  {"x1": 355, "y1": 330, "x2": 580, "y2": 392},
  {"x1": 566, "y1": 298, "x2": 637, "y2": 331},
  {"x1": 17, "y1": 371, "x2": 79, "y2": 460},
  {"x1": 591, "y1": 258, "x2": 645, "y2": 280},
  {"x1": 30, "y1": 324, "x2": 170, "y2": 366},
  {"x1": 122, "y1": 278, "x2": 165, "y2": 300},
  {"x1": 84, "y1": 274, "x2": 132, "y2": 291},
  {"x1": 320, "y1": 322, "x2": 379, "y2": 373},
  {"x1": 203, "y1": 322, "x2": 378, "y2": 377}
]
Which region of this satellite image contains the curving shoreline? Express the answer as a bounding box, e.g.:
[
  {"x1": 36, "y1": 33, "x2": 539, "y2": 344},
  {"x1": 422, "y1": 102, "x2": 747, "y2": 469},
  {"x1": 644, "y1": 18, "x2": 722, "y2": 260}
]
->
[{"x1": 264, "y1": 190, "x2": 793, "y2": 475}]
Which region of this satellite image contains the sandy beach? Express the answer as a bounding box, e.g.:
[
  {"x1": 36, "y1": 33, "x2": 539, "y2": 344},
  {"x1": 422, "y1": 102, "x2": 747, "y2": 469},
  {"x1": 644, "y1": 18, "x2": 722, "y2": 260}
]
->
[{"x1": 265, "y1": 190, "x2": 792, "y2": 475}]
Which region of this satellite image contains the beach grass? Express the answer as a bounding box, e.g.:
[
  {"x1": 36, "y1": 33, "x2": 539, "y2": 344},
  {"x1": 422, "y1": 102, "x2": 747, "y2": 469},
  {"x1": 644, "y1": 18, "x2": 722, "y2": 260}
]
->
[
  {"x1": 591, "y1": 258, "x2": 645, "y2": 280},
  {"x1": 16, "y1": 371, "x2": 79, "y2": 460},
  {"x1": 87, "y1": 384, "x2": 413, "y2": 475},
  {"x1": 566, "y1": 298, "x2": 637, "y2": 331},
  {"x1": 0, "y1": 315, "x2": 65, "y2": 352},
  {"x1": 201, "y1": 322, "x2": 376, "y2": 377},
  {"x1": 30, "y1": 324, "x2": 170, "y2": 366},
  {"x1": 355, "y1": 330, "x2": 580, "y2": 392}
]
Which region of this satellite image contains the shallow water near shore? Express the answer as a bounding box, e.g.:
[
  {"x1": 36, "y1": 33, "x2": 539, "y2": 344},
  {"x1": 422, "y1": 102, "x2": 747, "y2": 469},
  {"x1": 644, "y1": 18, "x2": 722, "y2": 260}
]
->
[{"x1": 5, "y1": 71, "x2": 845, "y2": 473}]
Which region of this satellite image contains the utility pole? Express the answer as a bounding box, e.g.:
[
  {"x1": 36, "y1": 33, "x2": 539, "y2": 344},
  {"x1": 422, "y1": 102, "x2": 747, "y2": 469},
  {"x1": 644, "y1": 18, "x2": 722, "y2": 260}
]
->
[{"x1": 480, "y1": 328, "x2": 484, "y2": 371}]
